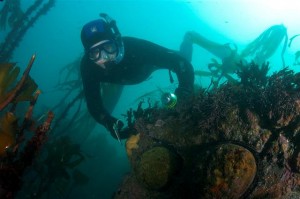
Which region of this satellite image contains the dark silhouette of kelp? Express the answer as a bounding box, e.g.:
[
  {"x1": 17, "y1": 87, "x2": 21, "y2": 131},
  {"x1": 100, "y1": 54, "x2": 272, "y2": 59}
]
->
[
  {"x1": 18, "y1": 135, "x2": 87, "y2": 199},
  {"x1": 0, "y1": 0, "x2": 55, "y2": 62},
  {"x1": 0, "y1": 0, "x2": 23, "y2": 30}
]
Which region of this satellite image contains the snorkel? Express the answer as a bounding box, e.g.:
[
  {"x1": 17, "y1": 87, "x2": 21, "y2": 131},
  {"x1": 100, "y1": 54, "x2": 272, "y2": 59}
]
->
[{"x1": 99, "y1": 13, "x2": 124, "y2": 64}]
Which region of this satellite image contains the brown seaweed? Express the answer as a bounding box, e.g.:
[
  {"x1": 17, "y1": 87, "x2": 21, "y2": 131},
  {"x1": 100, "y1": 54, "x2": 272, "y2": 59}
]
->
[
  {"x1": 0, "y1": 54, "x2": 37, "y2": 111},
  {"x1": 0, "y1": 56, "x2": 54, "y2": 199}
]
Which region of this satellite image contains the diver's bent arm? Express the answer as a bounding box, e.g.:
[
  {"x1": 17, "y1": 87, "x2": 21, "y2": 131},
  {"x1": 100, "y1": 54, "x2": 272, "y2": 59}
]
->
[
  {"x1": 80, "y1": 61, "x2": 110, "y2": 126},
  {"x1": 165, "y1": 52, "x2": 194, "y2": 95}
]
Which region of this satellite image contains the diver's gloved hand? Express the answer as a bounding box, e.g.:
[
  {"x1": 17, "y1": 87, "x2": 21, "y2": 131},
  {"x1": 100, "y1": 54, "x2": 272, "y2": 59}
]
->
[
  {"x1": 105, "y1": 116, "x2": 132, "y2": 140},
  {"x1": 105, "y1": 116, "x2": 123, "y2": 139},
  {"x1": 119, "y1": 126, "x2": 138, "y2": 138}
]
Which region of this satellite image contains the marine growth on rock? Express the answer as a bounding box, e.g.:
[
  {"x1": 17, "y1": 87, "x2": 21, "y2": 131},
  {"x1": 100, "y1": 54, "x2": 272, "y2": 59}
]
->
[{"x1": 117, "y1": 62, "x2": 300, "y2": 199}]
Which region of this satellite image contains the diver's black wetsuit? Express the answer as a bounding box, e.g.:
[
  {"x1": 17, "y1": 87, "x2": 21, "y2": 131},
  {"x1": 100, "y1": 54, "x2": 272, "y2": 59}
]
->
[{"x1": 81, "y1": 37, "x2": 194, "y2": 138}]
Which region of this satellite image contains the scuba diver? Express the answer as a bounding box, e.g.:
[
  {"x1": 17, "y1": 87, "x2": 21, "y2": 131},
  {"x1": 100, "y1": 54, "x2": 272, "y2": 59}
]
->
[{"x1": 80, "y1": 13, "x2": 194, "y2": 141}]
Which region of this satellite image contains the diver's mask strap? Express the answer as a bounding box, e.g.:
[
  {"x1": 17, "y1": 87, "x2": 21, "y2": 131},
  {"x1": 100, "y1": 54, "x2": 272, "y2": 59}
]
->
[
  {"x1": 100, "y1": 13, "x2": 121, "y2": 38},
  {"x1": 100, "y1": 13, "x2": 124, "y2": 64}
]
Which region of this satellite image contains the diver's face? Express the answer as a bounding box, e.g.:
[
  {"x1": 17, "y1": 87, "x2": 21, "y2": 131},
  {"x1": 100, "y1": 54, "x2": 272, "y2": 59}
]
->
[
  {"x1": 94, "y1": 51, "x2": 117, "y2": 69},
  {"x1": 89, "y1": 40, "x2": 118, "y2": 69}
]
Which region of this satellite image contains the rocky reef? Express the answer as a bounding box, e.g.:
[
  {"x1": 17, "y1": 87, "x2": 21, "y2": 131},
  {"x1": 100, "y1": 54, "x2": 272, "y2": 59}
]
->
[{"x1": 115, "y1": 62, "x2": 300, "y2": 199}]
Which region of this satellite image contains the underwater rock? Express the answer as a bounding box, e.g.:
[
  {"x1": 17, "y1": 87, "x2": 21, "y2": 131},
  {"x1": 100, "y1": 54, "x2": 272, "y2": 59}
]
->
[
  {"x1": 115, "y1": 63, "x2": 300, "y2": 198},
  {"x1": 204, "y1": 144, "x2": 257, "y2": 198},
  {"x1": 135, "y1": 146, "x2": 181, "y2": 190}
]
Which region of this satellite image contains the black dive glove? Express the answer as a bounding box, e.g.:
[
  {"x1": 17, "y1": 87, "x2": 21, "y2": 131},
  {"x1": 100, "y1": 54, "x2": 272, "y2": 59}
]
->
[{"x1": 104, "y1": 116, "x2": 130, "y2": 140}]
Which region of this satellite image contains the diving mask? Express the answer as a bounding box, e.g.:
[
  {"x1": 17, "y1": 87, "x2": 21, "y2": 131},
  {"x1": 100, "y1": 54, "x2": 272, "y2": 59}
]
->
[{"x1": 89, "y1": 40, "x2": 118, "y2": 62}]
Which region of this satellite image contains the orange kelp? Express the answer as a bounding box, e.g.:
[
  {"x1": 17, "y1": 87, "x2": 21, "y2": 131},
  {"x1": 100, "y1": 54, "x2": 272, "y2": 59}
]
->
[
  {"x1": 0, "y1": 55, "x2": 37, "y2": 111},
  {"x1": 0, "y1": 55, "x2": 54, "y2": 199}
]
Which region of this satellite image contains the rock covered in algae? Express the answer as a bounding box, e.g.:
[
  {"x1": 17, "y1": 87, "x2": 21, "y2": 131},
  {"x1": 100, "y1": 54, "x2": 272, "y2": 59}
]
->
[
  {"x1": 205, "y1": 144, "x2": 257, "y2": 199},
  {"x1": 135, "y1": 146, "x2": 180, "y2": 190},
  {"x1": 115, "y1": 64, "x2": 300, "y2": 198}
]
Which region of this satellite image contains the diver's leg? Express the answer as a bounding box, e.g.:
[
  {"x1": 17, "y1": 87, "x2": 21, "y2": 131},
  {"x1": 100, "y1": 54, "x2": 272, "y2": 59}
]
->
[
  {"x1": 179, "y1": 32, "x2": 193, "y2": 62},
  {"x1": 186, "y1": 31, "x2": 232, "y2": 60}
]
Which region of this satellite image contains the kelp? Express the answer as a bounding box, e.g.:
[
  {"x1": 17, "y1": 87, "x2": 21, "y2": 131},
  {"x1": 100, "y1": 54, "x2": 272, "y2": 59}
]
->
[
  {"x1": 0, "y1": 55, "x2": 54, "y2": 199},
  {"x1": 0, "y1": 0, "x2": 23, "y2": 30},
  {"x1": 294, "y1": 51, "x2": 300, "y2": 65},
  {"x1": 0, "y1": 112, "x2": 18, "y2": 157},
  {"x1": 49, "y1": 63, "x2": 86, "y2": 140},
  {"x1": 0, "y1": 111, "x2": 54, "y2": 199},
  {"x1": 17, "y1": 135, "x2": 87, "y2": 199},
  {"x1": 0, "y1": 55, "x2": 37, "y2": 111},
  {"x1": 288, "y1": 34, "x2": 300, "y2": 47},
  {"x1": 195, "y1": 58, "x2": 238, "y2": 89},
  {"x1": 0, "y1": 0, "x2": 56, "y2": 62},
  {"x1": 288, "y1": 33, "x2": 300, "y2": 66},
  {"x1": 240, "y1": 24, "x2": 288, "y2": 67}
]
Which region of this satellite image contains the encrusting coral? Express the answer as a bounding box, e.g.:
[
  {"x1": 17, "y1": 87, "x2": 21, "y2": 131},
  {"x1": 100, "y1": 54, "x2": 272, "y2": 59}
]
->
[{"x1": 126, "y1": 133, "x2": 140, "y2": 157}]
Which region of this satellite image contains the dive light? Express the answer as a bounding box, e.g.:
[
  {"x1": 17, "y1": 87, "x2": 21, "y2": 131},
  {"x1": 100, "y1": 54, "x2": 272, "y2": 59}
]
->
[{"x1": 161, "y1": 92, "x2": 177, "y2": 109}]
